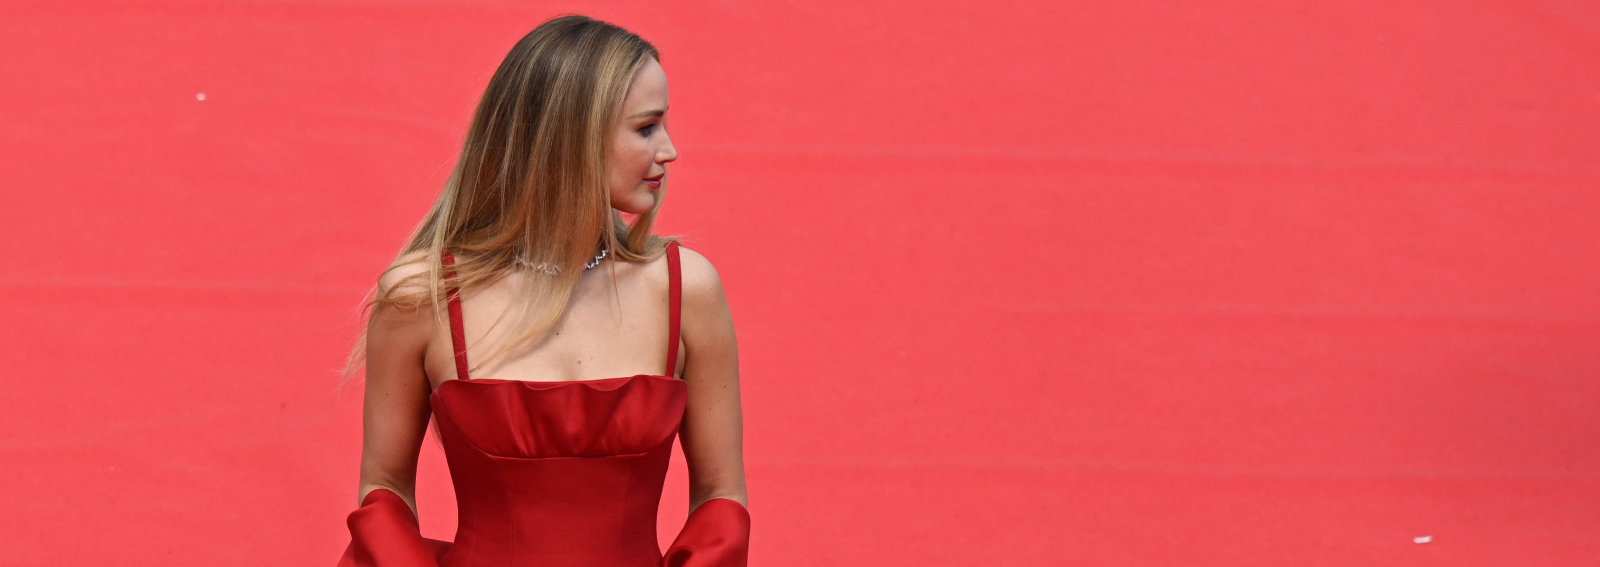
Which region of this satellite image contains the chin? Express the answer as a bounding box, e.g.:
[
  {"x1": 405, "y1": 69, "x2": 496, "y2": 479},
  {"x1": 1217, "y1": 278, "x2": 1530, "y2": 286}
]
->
[{"x1": 613, "y1": 190, "x2": 657, "y2": 215}]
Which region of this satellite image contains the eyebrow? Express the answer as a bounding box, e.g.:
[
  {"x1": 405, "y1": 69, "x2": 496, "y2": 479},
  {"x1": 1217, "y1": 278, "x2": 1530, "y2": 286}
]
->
[{"x1": 629, "y1": 107, "x2": 667, "y2": 119}]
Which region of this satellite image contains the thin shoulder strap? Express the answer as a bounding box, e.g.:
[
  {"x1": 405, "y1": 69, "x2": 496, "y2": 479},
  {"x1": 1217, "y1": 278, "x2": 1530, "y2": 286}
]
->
[
  {"x1": 441, "y1": 249, "x2": 471, "y2": 381},
  {"x1": 664, "y1": 241, "x2": 682, "y2": 377}
]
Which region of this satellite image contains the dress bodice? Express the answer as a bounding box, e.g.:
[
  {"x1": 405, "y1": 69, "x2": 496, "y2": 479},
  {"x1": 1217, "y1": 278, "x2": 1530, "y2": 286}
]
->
[{"x1": 336, "y1": 242, "x2": 750, "y2": 567}]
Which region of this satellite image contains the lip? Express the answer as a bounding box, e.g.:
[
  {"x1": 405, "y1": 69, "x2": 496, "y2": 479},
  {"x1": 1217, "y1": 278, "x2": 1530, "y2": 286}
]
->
[{"x1": 643, "y1": 174, "x2": 663, "y2": 188}]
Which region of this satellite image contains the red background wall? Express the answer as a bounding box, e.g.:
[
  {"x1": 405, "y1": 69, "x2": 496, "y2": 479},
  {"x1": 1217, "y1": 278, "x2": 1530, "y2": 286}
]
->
[{"x1": 1, "y1": 1, "x2": 1596, "y2": 565}]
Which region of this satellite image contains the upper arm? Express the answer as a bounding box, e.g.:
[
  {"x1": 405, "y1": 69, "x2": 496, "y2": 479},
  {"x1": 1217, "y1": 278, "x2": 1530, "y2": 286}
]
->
[
  {"x1": 356, "y1": 256, "x2": 437, "y2": 513},
  {"x1": 675, "y1": 245, "x2": 749, "y2": 510}
]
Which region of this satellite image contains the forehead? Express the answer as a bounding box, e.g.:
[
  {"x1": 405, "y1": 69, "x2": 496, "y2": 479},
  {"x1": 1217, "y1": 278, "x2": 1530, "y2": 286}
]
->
[{"x1": 622, "y1": 57, "x2": 668, "y2": 109}]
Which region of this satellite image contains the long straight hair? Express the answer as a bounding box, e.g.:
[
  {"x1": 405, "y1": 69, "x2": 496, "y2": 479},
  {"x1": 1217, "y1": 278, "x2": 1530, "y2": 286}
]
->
[{"x1": 341, "y1": 15, "x2": 676, "y2": 386}]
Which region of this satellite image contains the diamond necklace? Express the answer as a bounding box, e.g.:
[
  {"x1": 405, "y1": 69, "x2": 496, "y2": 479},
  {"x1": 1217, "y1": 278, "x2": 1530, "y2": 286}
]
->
[{"x1": 514, "y1": 246, "x2": 609, "y2": 275}]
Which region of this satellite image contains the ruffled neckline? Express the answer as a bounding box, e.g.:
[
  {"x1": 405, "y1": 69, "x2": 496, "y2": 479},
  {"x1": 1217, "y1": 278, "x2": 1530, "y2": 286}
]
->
[
  {"x1": 427, "y1": 372, "x2": 687, "y2": 460},
  {"x1": 431, "y1": 373, "x2": 682, "y2": 397}
]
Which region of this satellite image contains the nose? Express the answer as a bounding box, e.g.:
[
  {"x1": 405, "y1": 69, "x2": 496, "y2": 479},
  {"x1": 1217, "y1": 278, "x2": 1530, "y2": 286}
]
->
[{"x1": 657, "y1": 131, "x2": 678, "y2": 164}]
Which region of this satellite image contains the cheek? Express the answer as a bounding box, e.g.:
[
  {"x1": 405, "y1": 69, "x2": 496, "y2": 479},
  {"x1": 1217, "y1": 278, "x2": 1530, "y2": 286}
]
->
[
  {"x1": 612, "y1": 140, "x2": 650, "y2": 179},
  {"x1": 629, "y1": 142, "x2": 653, "y2": 169}
]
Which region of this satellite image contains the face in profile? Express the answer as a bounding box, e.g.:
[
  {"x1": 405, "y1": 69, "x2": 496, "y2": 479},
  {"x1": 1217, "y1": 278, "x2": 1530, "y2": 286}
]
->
[{"x1": 609, "y1": 57, "x2": 678, "y2": 215}]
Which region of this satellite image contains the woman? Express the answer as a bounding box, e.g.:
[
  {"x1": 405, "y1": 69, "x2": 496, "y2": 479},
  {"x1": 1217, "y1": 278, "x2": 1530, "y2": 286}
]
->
[{"x1": 335, "y1": 15, "x2": 750, "y2": 567}]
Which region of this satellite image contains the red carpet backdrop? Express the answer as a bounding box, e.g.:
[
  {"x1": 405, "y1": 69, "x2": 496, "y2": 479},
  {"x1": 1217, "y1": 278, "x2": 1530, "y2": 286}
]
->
[{"x1": 1, "y1": 1, "x2": 1596, "y2": 565}]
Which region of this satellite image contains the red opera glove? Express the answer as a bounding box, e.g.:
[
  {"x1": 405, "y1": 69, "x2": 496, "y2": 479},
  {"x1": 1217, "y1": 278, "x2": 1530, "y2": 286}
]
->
[
  {"x1": 662, "y1": 498, "x2": 751, "y2": 567},
  {"x1": 334, "y1": 488, "x2": 450, "y2": 567}
]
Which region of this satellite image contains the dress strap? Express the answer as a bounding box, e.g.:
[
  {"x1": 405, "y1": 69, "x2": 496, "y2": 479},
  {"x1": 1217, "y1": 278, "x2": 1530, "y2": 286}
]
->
[
  {"x1": 664, "y1": 241, "x2": 682, "y2": 377},
  {"x1": 441, "y1": 248, "x2": 471, "y2": 381}
]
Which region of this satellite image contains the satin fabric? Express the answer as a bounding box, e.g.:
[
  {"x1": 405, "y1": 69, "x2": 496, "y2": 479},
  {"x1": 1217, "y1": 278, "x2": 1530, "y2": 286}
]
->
[{"x1": 336, "y1": 242, "x2": 751, "y2": 566}]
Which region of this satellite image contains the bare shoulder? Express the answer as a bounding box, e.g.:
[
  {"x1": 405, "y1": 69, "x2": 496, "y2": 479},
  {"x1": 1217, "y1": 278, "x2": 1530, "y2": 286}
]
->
[
  {"x1": 371, "y1": 250, "x2": 440, "y2": 341},
  {"x1": 674, "y1": 244, "x2": 729, "y2": 307},
  {"x1": 377, "y1": 250, "x2": 434, "y2": 302},
  {"x1": 356, "y1": 250, "x2": 439, "y2": 385}
]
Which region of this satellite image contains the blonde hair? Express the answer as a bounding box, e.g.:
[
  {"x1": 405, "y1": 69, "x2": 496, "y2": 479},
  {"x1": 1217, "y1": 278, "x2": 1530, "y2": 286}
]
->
[{"x1": 340, "y1": 14, "x2": 675, "y2": 387}]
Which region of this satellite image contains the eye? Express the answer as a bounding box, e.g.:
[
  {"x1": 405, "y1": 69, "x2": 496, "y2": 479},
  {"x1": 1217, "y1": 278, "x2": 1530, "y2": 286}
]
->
[{"x1": 637, "y1": 123, "x2": 657, "y2": 136}]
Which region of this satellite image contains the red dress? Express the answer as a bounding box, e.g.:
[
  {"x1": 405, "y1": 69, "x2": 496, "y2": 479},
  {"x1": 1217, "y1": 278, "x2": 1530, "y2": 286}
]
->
[{"x1": 337, "y1": 241, "x2": 751, "y2": 567}]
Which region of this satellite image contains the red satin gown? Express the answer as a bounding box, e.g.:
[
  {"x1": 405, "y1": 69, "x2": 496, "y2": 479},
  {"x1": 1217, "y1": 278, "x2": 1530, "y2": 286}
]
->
[{"x1": 337, "y1": 241, "x2": 751, "y2": 567}]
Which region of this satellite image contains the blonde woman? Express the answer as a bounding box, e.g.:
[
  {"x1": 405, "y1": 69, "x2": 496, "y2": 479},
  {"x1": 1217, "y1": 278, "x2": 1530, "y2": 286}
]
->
[{"x1": 335, "y1": 14, "x2": 750, "y2": 567}]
